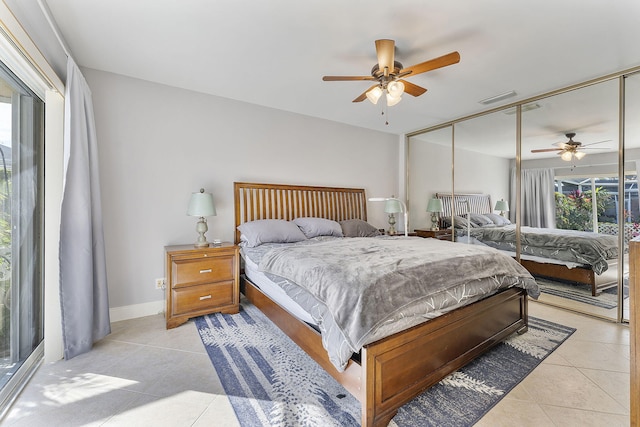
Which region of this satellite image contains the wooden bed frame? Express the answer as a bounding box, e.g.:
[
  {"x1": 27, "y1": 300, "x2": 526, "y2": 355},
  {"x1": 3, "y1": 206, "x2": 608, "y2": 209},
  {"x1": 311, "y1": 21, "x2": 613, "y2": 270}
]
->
[
  {"x1": 436, "y1": 192, "x2": 618, "y2": 296},
  {"x1": 234, "y1": 182, "x2": 529, "y2": 427}
]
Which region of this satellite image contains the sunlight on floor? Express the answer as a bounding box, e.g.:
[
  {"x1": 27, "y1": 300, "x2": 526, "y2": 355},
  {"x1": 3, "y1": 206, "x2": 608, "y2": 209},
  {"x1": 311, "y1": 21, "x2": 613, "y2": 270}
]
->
[{"x1": 42, "y1": 373, "x2": 138, "y2": 405}]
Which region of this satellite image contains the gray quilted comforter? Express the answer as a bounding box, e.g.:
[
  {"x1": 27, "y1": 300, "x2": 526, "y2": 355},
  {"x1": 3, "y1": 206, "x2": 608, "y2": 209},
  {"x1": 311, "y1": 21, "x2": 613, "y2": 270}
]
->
[
  {"x1": 250, "y1": 236, "x2": 538, "y2": 371},
  {"x1": 465, "y1": 225, "x2": 619, "y2": 274}
]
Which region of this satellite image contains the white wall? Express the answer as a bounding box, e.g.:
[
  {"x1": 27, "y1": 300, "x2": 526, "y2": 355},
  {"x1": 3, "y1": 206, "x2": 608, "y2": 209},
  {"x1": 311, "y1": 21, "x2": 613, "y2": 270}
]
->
[
  {"x1": 83, "y1": 68, "x2": 400, "y2": 316},
  {"x1": 455, "y1": 146, "x2": 511, "y2": 204},
  {"x1": 408, "y1": 138, "x2": 510, "y2": 229}
]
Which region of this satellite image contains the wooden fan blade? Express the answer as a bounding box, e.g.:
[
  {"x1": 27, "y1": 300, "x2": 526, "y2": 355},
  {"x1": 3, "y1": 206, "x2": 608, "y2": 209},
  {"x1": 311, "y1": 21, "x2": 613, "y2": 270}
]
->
[
  {"x1": 399, "y1": 79, "x2": 427, "y2": 97},
  {"x1": 322, "y1": 76, "x2": 376, "y2": 81},
  {"x1": 400, "y1": 51, "x2": 461, "y2": 77},
  {"x1": 531, "y1": 148, "x2": 562, "y2": 153},
  {"x1": 353, "y1": 84, "x2": 379, "y2": 103},
  {"x1": 375, "y1": 39, "x2": 395, "y2": 75}
]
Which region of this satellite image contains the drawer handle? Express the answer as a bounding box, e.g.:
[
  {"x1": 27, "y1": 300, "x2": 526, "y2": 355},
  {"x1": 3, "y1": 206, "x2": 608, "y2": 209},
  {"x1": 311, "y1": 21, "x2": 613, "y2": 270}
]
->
[
  {"x1": 199, "y1": 295, "x2": 212, "y2": 301},
  {"x1": 199, "y1": 269, "x2": 212, "y2": 274}
]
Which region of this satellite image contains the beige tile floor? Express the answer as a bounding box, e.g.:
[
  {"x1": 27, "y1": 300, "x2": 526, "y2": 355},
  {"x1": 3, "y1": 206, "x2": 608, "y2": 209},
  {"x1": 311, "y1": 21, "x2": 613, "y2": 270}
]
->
[{"x1": 0, "y1": 300, "x2": 631, "y2": 427}]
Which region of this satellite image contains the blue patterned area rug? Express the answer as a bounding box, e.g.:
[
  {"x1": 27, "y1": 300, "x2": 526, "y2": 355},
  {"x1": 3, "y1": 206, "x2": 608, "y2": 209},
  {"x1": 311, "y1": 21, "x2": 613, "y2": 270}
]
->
[{"x1": 196, "y1": 301, "x2": 575, "y2": 427}]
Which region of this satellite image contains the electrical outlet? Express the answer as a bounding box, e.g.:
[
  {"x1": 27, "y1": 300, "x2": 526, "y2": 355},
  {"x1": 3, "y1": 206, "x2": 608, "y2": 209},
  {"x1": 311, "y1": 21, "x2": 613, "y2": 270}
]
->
[{"x1": 155, "y1": 278, "x2": 165, "y2": 290}]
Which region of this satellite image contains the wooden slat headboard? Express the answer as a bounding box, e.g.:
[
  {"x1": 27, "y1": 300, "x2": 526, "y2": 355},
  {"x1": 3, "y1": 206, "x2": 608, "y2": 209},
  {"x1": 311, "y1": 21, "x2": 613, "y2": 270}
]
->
[
  {"x1": 234, "y1": 182, "x2": 367, "y2": 244},
  {"x1": 435, "y1": 193, "x2": 492, "y2": 217}
]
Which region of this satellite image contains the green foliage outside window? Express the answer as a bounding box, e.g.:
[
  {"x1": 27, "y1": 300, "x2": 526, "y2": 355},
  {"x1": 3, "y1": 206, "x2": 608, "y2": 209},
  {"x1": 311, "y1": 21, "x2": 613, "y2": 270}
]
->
[{"x1": 555, "y1": 187, "x2": 611, "y2": 231}]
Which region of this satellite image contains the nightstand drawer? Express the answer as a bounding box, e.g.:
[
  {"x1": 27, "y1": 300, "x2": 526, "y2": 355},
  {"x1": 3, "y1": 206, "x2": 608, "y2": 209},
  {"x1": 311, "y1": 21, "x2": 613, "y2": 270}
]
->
[
  {"x1": 172, "y1": 256, "x2": 234, "y2": 288},
  {"x1": 172, "y1": 281, "x2": 235, "y2": 315}
]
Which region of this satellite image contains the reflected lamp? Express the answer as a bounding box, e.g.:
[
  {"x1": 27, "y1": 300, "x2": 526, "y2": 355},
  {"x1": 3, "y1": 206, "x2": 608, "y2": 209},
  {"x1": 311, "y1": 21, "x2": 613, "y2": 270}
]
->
[
  {"x1": 426, "y1": 198, "x2": 443, "y2": 231},
  {"x1": 494, "y1": 199, "x2": 509, "y2": 217}
]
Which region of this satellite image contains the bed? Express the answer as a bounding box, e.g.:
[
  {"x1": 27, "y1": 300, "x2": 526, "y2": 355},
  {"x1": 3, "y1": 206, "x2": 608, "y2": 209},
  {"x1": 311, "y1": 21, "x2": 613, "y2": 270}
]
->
[
  {"x1": 234, "y1": 182, "x2": 538, "y2": 427},
  {"x1": 436, "y1": 193, "x2": 621, "y2": 296}
]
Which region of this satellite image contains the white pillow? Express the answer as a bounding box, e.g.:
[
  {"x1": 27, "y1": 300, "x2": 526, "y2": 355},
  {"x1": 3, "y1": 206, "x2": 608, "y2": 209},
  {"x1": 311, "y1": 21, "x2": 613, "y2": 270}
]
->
[
  {"x1": 293, "y1": 217, "x2": 343, "y2": 238},
  {"x1": 237, "y1": 219, "x2": 307, "y2": 247}
]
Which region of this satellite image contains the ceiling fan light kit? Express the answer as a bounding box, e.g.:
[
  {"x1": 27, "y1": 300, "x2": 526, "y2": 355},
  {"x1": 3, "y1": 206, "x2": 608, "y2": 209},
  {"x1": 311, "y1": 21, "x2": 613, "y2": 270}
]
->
[
  {"x1": 560, "y1": 150, "x2": 574, "y2": 161},
  {"x1": 322, "y1": 39, "x2": 460, "y2": 110},
  {"x1": 366, "y1": 86, "x2": 383, "y2": 104}
]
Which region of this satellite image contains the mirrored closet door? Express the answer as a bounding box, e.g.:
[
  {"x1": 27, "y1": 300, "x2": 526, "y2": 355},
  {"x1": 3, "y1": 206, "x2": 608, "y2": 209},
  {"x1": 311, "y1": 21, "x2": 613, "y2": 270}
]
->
[
  {"x1": 623, "y1": 71, "x2": 640, "y2": 323},
  {"x1": 406, "y1": 70, "x2": 637, "y2": 323},
  {"x1": 519, "y1": 79, "x2": 623, "y2": 320}
]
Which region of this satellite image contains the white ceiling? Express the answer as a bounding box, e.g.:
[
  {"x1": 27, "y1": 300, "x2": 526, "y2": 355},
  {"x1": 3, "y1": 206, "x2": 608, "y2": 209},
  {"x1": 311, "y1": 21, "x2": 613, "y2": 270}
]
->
[{"x1": 42, "y1": 0, "x2": 640, "y2": 138}]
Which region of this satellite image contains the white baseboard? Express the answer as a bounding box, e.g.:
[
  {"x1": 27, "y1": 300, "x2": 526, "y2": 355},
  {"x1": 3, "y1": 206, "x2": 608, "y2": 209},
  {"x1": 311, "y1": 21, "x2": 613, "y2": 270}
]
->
[{"x1": 110, "y1": 299, "x2": 165, "y2": 322}]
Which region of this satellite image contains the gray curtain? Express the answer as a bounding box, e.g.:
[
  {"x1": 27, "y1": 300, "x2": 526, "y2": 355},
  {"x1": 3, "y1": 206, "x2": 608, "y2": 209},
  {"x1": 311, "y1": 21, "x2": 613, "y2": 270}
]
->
[
  {"x1": 510, "y1": 167, "x2": 556, "y2": 228},
  {"x1": 59, "y1": 57, "x2": 110, "y2": 359}
]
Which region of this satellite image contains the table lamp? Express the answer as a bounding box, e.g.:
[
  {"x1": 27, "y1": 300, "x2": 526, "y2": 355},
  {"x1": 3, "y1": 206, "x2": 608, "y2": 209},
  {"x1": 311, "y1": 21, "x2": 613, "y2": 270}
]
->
[
  {"x1": 384, "y1": 197, "x2": 402, "y2": 235},
  {"x1": 187, "y1": 188, "x2": 217, "y2": 247},
  {"x1": 495, "y1": 199, "x2": 509, "y2": 217},
  {"x1": 369, "y1": 196, "x2": 408, "y2": 237},
  {"x1": 426, "y1": 198, "x2": 443, "y2": 231}
]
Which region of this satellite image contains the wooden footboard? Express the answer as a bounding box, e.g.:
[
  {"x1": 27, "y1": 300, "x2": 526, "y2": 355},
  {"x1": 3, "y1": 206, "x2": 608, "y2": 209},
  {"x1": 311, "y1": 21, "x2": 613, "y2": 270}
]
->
[
  {"x1": 242, "y1": 277, "x2": 528, "y2": 427},
  {"x1": 520, "y1": 258, "x2": 618, "y2": 296}
]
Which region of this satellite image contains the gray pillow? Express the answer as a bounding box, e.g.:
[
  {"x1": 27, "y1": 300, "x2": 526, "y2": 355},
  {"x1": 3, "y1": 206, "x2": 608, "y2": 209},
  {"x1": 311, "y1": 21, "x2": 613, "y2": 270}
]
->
[
  {"x1": 238, "y1": 219, "x2": 307, "y2": 247},
  {"x1": 469, "y1": 213, "x2": 494, "y2": 226},
  {"x1": 486, "y1": 213, "x2": 511, "y2": 226},
  {"x1": 339, "y1": 219, "x2": 381, "y2": 237},
  {"x1": 293, "y1": 217, "x2": 343, "y2": 238},
  {"x1": 443, "y1": 215, "x2": 479, "y2": 229}
]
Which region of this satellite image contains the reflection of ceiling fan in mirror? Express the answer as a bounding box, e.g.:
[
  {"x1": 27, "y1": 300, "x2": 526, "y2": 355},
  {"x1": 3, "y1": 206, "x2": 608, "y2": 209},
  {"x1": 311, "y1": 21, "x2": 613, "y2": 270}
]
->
[
  {"x1": 322, "y1": 39, "x2": 460, "y2": 106},
  {"x1": 530, "y1": 132, "x2": 611, "y2": 162}
]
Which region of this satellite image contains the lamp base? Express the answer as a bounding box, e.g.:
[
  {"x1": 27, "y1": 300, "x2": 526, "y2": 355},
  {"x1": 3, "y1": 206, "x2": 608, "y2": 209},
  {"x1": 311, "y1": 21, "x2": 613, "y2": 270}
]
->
[
  {"x1": 430, "y1": 213, "x2": 440, "y2": 231},
  {"x1": 387, "y1": 213, "x2": 397, "y2": 235},
  {"x1": 194, "y1": 217, "x2": 210, "y2": 248}
]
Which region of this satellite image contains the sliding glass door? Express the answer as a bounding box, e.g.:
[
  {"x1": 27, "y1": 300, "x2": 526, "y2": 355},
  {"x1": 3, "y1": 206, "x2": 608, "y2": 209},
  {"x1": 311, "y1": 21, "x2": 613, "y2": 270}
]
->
[{"x1": 0, "y1": 61, "x2": 44, "y2": 412}]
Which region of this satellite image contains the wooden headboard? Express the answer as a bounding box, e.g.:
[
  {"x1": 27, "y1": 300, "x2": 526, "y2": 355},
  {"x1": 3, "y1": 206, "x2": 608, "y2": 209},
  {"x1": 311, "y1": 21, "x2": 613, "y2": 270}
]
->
[
  {"x1": 435, "y1": 193, "x2": 492, "y2": 217},
  {"x1": 234, "y1": 182, "x2": 367, "y2": 244}
]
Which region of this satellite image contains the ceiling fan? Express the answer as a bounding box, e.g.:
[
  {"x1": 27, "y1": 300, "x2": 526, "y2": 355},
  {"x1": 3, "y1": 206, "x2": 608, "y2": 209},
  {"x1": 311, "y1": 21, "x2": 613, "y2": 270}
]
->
[
  {"x1": 322, "y1": 39, "x2": 460, "y2": 106},
  {"x1": 530, "y1": 132, "x2": 611, "y2": 161}
]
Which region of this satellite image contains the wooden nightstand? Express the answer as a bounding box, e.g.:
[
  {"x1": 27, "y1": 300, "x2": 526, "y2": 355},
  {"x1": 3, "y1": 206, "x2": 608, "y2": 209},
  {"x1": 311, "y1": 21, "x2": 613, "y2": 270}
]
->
[
  {"x1": 414, "y1": 229, "x2": 453, "y2": 241},
  {"x1": 165, "y1": 243, "x2": 239, "y2": 329}
]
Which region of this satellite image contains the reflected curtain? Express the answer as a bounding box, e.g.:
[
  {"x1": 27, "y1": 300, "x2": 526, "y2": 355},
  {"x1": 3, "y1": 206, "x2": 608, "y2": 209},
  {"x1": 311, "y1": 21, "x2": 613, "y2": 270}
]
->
[
  {"x1": 511, "y1": 167, "x2": 556, "y2": 228},
  {"x1": 59, "y1": 57, "x2": 110, "y2": 359}
]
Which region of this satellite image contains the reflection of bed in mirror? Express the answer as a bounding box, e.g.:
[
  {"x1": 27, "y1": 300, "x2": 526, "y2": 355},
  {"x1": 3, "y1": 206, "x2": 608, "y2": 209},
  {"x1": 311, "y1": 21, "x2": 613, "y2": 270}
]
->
[{"x1": 436, "y1": 193, "x2": 621, "y2": 296}]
